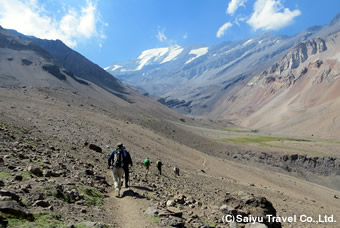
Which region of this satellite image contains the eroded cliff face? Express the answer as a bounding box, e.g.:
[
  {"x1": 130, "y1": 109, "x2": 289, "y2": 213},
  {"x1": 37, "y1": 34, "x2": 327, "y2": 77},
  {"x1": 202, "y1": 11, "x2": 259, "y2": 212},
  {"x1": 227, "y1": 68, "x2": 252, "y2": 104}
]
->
[
  {"x1": 214, "y1": 32, "x2": 340, "y2": 138},
  {"x1": 250, "y1": 38, "x2": 328, "y2": 94}
]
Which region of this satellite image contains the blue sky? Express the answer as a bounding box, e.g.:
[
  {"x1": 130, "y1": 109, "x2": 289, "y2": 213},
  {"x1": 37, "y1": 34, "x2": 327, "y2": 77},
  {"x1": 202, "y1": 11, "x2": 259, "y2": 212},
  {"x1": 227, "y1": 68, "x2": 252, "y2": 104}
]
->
[{"x1": 0, "y1": 0, "x2": 339, "y2": 68}]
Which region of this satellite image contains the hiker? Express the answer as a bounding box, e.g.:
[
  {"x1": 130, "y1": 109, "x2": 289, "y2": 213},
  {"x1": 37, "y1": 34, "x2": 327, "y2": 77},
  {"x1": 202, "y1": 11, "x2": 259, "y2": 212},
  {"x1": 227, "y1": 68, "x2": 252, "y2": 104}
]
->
[
  {"x1": 156, "y1": 159, "x2": 163, "y2": 175},
  {"x1": 173, "y1": 166, "x2": 180, "y2": 176},
  {"x1": 144, "y1": 157, "x2": 150, "y2": 179},
  {"x1": 108, "y1": 142, "x2": 126, "y2": 197},
  {"x1": 122, "y1": 144, "x2": 133, "y2": 188}
]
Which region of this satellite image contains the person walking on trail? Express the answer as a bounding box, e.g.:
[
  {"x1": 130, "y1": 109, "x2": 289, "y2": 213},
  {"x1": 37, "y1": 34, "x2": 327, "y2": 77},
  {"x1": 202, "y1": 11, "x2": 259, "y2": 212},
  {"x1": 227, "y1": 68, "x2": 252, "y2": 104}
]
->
[
  {"x1": 144, "y1": 157, "x2": 150, "y2": 179},
  {"x1": 156, "y1": 159, "x2": 163, "y2": 175},
  {"x1": 173, "y1": 166, "x2": 180, "y2": 176},
  {"x1": 122, "y1": 144, "x2": 133, "y2": 188},
  {"x1": 108, "y1": 142, "x2": 126, "y2": 197}
]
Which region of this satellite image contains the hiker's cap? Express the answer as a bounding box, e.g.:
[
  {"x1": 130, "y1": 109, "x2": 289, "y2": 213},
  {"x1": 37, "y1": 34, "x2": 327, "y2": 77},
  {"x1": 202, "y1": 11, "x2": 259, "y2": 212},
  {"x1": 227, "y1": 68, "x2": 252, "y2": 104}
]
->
[{"x1": 117, "y1": 142, "x2": 123, "y2": 148}]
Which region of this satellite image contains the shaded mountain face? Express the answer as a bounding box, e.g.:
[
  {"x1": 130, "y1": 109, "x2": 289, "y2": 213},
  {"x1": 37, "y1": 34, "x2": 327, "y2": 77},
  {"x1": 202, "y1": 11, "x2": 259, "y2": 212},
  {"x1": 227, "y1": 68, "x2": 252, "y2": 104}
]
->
[
  {"x1": 0, "y1": 27, "x2": 89, "y2": 88},
  {"x1": 0, "y1": 26, "x2": 188, "y2": 124},
  {"x1": 7, "y1": 29, "x2": 129, "y2": 100}
]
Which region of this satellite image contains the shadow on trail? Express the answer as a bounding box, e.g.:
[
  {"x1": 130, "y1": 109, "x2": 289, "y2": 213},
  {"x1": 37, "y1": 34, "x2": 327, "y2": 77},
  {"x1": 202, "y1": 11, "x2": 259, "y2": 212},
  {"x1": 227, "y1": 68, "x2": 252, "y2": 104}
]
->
[
  {"x1": 129, "y1": 185, "x2": 152, "y2": 192},
  {"x1": 121, "y1": 189, "x2": 145, "y2": 199}
]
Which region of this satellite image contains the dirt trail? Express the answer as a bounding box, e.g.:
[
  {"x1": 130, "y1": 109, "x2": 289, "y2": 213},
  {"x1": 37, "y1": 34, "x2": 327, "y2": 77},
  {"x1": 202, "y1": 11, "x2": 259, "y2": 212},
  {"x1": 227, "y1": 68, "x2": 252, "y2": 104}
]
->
[{"x1": 105, "y1": 171, "x2": 158, "y2": 228}]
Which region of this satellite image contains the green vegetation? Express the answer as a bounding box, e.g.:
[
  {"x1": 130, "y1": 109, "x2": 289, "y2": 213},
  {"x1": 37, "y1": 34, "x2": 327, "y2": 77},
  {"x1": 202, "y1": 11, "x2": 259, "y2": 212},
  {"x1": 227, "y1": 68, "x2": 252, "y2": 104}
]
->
[
  {"x1": 52, "y1": 187, "x2": 75, "y2": 204},
  {"x1": 2, "y1": 212, "x2": 67, "y2": 228},
  {"x1": 314, "y1": 138, "x2": 340, "y2": 144},
  {"x1": 147, "y1": 116, "x2": 159, "y2": 122},
  {"x1": 222, "y1": 128, "x2": 251, "y2": 133},
  {"x1": 73, "y1": 224, "x2": 95, "y2": 228},
  {"x1": 166, "y1": 189, "x2": 173, "y2": 194},
  {"x1": 219, "y1": 135, "x2": 328, "y2": 156},
  {"x1": 20, "y1": 199, "x2": 28, "y2": 208},
  {"x1": 24, "y1": 139, "x2": 39, "y2": 148},
  {"x1": 200, "y1": 217, "x2": 216, "y2": 227},
  {"x1": 78, "y1": 186, "x2": 104, "y2": 206},
  {"x1": 219, "y1": 135, "x2": 310, "y2": 145},
  {"x1": 148, "y1": 215, "x2": 160, "y2": 223},
  {"x1": 21, "y1": 171, "x2": 34, "y2": 180},
  {"x1": 0, "y1": 172, "x2": 11, "y2": 178}
]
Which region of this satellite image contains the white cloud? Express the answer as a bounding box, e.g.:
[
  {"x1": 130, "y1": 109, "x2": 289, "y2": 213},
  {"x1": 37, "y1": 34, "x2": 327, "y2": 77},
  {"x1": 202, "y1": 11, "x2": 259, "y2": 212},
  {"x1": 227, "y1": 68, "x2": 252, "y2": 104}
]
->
[
  {"x1": 247, "y1": 0, "x2": 301, "y2": 31},
  {"x1": 0, "y1": 0, "x2": 107, "y2": 47},
  {"x1": 234, "y1": 15, "x2": 247, "y2": 26},
  {"x1": 216, "y1": 22, "x2": 232, "y2": 38},
  {"x1": 156, "y1": 27, "x2": 167, "y2": 42},
  {"x1": 183, "y1": 33, "x2": 188, "y2": 40},
  {"x1": 227, "y1": 0, "x2": 248, "y2": 15}
]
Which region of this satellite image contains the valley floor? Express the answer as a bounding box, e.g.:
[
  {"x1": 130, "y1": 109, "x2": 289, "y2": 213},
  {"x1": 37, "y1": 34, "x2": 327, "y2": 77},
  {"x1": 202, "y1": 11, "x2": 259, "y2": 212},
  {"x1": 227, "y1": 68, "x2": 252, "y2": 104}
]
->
[{"x1": 0, "y1": 87, "x2": 339, "y2": 227}]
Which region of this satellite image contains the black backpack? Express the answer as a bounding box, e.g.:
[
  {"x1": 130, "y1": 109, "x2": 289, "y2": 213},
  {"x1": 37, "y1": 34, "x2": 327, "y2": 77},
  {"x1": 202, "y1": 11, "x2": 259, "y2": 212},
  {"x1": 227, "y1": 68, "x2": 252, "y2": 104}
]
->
[{"x1": 113, "y1": 150, "x2": 124, "y2": 168}]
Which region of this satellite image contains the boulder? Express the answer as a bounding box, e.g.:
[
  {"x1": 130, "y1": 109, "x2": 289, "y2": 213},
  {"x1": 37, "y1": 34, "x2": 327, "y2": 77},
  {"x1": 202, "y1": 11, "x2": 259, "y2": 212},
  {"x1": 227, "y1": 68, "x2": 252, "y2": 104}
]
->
[
  {"x1": 220, "y1": 204, "x2": 235, "y2": 213},
  {"x1": 0, "y1": 191, "x2": 20, "y2": 202},
  {"x1": 27, "y1": 166, "x2": 43, "y2": 176},
  {"x1": 33, "y1": 200, "x2": 50, "y2": 208},
  {"x1": 67, "y1": 189, "x2": 82, "y2": 201},
  {"x1": 166, "y1": 207, "x2": 183, "y2": 218},
  {"x1": 89, "y1": 144, "x2": 102, "y2": 153},
  {"x1": 14, "y1": 175, "x2": 23, "y2": 181},
  {"x1": 223, "y1": 193, "x2": 281, "y2": 228},
  {"x1": 0, "y1": 201, "x2": 33, "y2": 221},
  {"x1": 162, "y1": 218, "x2": 185, "y2": 227},
  {"x1": 85, "y1": 169, "x2": 94, "y2": 176},
  {"x1": 43, "y1": 170, "x2": 61, "y2": 177},
  {"x1": 166, "y1": 200, "x2": 176, "y2": 207},
  {"x1": 174, "y1": 194, "x2": 186, "y2": 204}
]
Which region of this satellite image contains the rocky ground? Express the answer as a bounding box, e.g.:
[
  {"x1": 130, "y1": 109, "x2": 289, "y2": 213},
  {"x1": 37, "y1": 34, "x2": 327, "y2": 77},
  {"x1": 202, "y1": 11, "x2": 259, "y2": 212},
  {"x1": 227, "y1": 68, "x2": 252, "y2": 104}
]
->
[
  {"x1": 1, "y1": 120, "x2": 340, "y2": 228},
  {"x1": 0, "y1": 121, "x2": 282, "y2": 228},
  {"x1": 0, "y1": 87, "x2": 339, "y2": 228}
]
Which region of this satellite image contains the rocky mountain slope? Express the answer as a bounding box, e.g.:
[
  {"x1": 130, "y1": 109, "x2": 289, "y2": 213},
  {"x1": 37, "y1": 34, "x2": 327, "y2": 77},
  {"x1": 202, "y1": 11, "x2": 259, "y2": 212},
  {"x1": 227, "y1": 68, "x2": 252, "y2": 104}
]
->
[
  {"x1": 213, "y1": 27, "x2": 340, "y2": 138},
  {"x1": 8, "y1": 28, "x2": 130, "y2": 100},
  {"x1": 106, "y1": 14, "x2": 340, "y2": 139}
]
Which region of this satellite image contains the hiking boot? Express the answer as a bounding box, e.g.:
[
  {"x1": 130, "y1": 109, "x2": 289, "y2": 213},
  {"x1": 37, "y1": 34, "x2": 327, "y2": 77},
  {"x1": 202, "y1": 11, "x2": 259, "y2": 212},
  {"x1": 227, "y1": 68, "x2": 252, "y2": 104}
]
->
[
  {"x1": 125, "y1": 184, "x2": 129, "y2": 188},
  {"x1": 115, "y1": 191, "x2": 120, "y2": 198}
]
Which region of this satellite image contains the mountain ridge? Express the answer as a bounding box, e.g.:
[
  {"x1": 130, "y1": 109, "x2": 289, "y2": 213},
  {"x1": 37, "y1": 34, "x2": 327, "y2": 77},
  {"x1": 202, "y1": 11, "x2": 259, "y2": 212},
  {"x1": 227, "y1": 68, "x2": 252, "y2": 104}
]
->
[{"x1": 105, "y1": 14, "x2": 340, "y2": 138}]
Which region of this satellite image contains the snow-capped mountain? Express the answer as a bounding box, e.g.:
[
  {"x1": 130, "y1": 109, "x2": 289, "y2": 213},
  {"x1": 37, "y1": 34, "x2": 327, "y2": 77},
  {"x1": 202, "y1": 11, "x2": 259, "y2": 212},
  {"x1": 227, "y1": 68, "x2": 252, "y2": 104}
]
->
[
  {"x1": 105, "y1": 14, "x2": 340, "y2": 121},
  {"x1": 105, "y1": 33, "x2": 293, "y2": 111},
  {"x1": 105, "y1": 44, "x2": 209, "y2": 73}
]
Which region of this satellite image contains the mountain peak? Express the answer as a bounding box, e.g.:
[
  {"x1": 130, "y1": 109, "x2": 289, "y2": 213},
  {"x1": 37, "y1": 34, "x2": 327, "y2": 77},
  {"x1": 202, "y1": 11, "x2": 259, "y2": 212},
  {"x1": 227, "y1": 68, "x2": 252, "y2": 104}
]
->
[{"x1": 330, "y1": 13, "x2": 340, "y2": 26}]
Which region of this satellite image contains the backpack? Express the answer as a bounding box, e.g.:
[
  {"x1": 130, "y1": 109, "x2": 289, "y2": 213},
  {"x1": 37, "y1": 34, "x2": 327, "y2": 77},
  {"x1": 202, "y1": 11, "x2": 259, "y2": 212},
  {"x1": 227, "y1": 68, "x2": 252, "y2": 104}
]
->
[
  {"x1": 156, "y1": 160, "x2": 162, "y2": 168},
  {"x1": 144, "y1": 158, "x2": 150, "y2": 167},
  {"x1": 113, "y1": 150, "x2": 124, "y2": 168}
]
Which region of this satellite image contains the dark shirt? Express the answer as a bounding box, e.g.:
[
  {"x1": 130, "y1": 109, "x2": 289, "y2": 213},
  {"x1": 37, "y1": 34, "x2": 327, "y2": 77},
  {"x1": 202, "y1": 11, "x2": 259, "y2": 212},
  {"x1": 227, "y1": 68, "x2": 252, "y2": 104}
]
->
[{"x1": 108, "y1": 149, "x2": 132, "y2": 169}]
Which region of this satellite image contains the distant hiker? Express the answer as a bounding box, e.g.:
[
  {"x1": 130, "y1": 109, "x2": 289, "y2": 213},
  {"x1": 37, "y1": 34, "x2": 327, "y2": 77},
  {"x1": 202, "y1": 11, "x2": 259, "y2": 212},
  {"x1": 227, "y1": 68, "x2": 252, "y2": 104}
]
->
[
  {"x1": 173, "y1": 166, "x2": 180, "y2": 176},
  {"x1": 108, "y1": 142, "x2": 127, "y2": 197},
  {"x1": 122, "y1": 144, "x2": 133, "y2": 188},
  {"x1": 156, "y1": 159, "x2": 163, "y2": 175},
  {"x1": 144, "y1": 157, "x2": 150, "y2": 179}
]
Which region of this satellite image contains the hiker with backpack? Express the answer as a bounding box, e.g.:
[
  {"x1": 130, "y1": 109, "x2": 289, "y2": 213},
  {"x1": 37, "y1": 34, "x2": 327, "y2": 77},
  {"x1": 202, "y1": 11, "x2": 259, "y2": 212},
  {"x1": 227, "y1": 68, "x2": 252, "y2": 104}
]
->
[
  {"x1": 122, "y1": 144, "x2": 133, "y2": 188},
  {"x1": 156, "y1": 159, "x2": 163, "y2": 175},
  {"x1": 108, "y1": 142, "x2": 130, "y2": 197},
  {"x1": 144, "y1": 157, "x2": 150, "y2": 179},
  {"x1": 173, "y1": 166, "x2": 180, "y2": 176}
]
